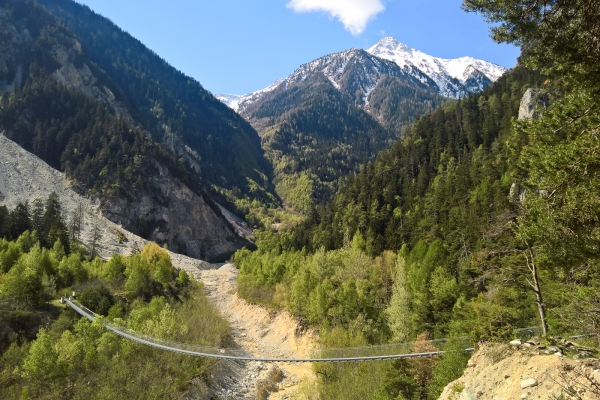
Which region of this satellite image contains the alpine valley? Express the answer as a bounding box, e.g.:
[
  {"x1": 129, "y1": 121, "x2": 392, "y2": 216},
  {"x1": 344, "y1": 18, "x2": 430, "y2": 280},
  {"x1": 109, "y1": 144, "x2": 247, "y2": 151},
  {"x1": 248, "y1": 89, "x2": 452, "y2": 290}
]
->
[
  {"x1": 2, "y1": 0, "x2": 600, "y2": 399},
  {"x1": 218, "y1": 37, "x2": 506, "y2": 211}
]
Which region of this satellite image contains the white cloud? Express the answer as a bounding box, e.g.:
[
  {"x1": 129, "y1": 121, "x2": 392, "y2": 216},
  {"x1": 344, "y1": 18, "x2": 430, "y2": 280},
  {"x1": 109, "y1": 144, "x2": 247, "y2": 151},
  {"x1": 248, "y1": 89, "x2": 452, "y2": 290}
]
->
[{"x1": 287, "y1": 0, "x2": 385, "y2": 36}]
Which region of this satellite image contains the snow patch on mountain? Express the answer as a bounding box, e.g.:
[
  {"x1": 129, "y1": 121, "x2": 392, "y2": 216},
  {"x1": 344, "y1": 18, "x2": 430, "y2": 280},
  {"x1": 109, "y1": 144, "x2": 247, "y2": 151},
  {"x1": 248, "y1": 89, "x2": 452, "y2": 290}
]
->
[
  {"x1": 217, "y1": 36, "x2": 507, "y2": 113},
  {"x1": 367, "y1": 37, "x2": 507, "y2": 98},
  {"x1": 217, "y1": 78, "x2": 285, "y2": 113}
]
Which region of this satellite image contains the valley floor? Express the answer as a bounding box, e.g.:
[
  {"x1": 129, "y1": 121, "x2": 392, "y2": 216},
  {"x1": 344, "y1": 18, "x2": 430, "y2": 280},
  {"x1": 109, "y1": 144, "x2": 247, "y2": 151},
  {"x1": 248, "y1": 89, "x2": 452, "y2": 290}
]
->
[{"x1": 195, "y1": 263, "x2": 316, "y2": 399}]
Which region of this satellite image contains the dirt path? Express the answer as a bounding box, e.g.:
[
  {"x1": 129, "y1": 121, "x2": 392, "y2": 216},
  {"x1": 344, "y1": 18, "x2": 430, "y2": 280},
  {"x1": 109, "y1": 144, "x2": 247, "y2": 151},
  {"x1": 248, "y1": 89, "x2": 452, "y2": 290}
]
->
[{"x1": 195, "y1": 263, "x2": 317, "y2": 399}]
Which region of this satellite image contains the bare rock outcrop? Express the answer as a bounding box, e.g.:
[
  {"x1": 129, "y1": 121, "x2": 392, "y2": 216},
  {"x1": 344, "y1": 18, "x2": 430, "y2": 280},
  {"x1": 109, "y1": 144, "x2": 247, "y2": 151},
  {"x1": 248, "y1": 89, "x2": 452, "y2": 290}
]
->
[
  {"x1": 100, "y1": 157, "x2": 247, "y2": 261},
  {"x1": 439, "y1": 340, "x2": 600, "y2": 400},
  {"x1": 518, "y1": 88, "x2": 549, "y2": 120},
  {"x1": 0, "y1": 132, "x2": 244, "y2": 266}
]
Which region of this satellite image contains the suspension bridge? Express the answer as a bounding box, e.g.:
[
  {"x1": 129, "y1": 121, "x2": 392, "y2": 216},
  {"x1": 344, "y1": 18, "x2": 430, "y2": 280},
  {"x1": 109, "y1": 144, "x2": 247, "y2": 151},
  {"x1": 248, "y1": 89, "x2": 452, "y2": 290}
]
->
[{"x1": 63, "y1": 298, "x2": 485, "y2": 363}]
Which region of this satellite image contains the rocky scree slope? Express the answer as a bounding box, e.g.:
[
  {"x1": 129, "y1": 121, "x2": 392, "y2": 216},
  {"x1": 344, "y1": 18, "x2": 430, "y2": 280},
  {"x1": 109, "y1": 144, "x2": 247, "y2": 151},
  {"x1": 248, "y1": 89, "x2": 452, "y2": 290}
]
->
[
  {"x1": 0, "y1": 132, "x2": 218, "y2": 272},
  {"x1": 0, "y1": 0, "x2": 249, "y2": 260}
]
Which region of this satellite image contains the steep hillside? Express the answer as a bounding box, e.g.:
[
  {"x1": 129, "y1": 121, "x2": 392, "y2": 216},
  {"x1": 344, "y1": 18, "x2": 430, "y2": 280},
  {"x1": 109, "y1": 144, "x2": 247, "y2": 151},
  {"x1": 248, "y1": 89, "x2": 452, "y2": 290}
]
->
[
  {"x1": 0, "y1": 0, "x2": 249, "y2": 260},
  {"x1": 284, "y1": 66, "x2": 540, "y2": 255},
  {"x1": 0, "y1": 133, "x2": 221, "y2": 269},
  {"x1": 37, "y1": 0, "x2": 274, "y2": 202},
  {"x1": 255, "y1": 73, "x2": 397, "y2": 210},
  {"x1": 217, "y1": 40, "x2": 503, "y2": 210},
  {"x1": 220, "y1": 49, "x2": 447, "y2": 210},
  {"x1": 440, "y1": 341, "x2": 600, "y2": 400}
]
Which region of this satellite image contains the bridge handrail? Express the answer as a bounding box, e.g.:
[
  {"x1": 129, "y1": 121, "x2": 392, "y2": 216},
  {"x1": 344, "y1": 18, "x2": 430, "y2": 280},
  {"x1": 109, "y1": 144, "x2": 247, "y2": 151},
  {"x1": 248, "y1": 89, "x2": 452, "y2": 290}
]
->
[{"x1": 64, "y1": 298, "x2": 475, "y2": 363}]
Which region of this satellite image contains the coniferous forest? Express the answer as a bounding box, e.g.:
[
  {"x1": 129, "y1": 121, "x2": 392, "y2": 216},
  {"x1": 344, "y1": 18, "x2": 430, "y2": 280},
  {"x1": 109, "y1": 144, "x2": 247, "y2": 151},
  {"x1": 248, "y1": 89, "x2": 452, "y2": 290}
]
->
[
  {"x1": 0, "y1": 0, "x2": 599, "y2": 399},
  {"x1": 233, "y1": 0, "x2": 600, "y2": 397}
]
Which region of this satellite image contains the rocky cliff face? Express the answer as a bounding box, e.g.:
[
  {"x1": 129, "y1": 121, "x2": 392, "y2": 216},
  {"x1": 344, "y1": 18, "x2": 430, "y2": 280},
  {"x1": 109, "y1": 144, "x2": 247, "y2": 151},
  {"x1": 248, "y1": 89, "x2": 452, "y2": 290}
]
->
[
  {"x1": 518, "y1": 88, "x2": 549, "y2": 120},
  {"x1": 0, "y1": 132, "x2": 244, "y2": 263},
  {"x1": 101, "y1": 157, "x2": 246, "y2": 261}
]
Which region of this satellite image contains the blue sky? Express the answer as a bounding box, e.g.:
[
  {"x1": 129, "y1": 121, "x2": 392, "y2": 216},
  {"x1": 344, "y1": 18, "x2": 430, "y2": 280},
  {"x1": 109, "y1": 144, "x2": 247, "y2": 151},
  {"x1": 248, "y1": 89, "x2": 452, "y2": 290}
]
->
[{"x1": 74, "y1": 0, "x2": 520, "y2": 95}]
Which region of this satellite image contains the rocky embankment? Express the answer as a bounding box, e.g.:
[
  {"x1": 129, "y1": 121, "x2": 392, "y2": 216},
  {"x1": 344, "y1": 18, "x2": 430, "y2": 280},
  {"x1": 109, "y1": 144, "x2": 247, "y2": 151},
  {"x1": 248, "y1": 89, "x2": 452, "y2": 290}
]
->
[
  {"x1": 440, "y1": 338, "x2": 600, "y2": 400},
  {"x1": 0, "y1": 132, "x2": 227, "y2": 272}
]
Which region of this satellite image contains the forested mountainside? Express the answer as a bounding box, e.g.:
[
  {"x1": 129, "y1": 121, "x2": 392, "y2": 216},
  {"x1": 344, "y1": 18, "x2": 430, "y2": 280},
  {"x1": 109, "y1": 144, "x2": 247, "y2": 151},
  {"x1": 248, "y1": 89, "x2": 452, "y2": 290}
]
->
[
  {"x1": 283, "y1": 66, "x2": 540, "y2": 255},
  {"x1": 219, "y1": 42, "x2": 503, "y2": 213},
  {"x1": 256, "y1": 73, "x2": 400, "y2": 212},
  {"x1": 234, "y1": 64, "x2": 541, "y2": 398},
  {"x1": 229, "y1": 49, "x2": 448, "y2": 212},
  {"x1": 0, "y1": 0, "x2": 248, "y2": 260},
  {"x1": 234, "y1": 0, "x2": 600, "y2": 396},
  {"x1": 37, "y1": 0, "x2": 275, "y2": 203},
  {"x1": 236, "y1": 64, "x2": 542, "y2": 341}
]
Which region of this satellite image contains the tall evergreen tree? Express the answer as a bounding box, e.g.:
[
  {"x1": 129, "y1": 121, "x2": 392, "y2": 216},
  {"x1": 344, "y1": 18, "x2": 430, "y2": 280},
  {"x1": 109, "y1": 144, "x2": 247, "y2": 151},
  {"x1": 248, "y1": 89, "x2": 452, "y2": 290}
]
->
[
  {"x1": 0, "y1": 205, "x2": 8, "y2": 238},
  {"x1": 41, "y1": 192, "x2": 69, "y2": 253},
  {"x1": 7, "y1": 202, "x2": 31, "y2": 240}
]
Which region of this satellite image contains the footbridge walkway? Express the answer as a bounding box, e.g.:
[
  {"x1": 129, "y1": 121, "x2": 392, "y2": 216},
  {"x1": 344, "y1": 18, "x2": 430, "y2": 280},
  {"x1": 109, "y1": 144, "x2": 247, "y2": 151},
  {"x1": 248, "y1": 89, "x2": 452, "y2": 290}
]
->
[{"x1": 65, "y1": 299, "x2": 540, "y2": 363}]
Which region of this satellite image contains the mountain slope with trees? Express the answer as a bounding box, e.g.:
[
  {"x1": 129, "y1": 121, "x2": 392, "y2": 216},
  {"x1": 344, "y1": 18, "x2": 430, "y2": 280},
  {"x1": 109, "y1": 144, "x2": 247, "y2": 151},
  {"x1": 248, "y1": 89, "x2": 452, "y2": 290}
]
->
[
  {"x1": 0, "y1": 0, "x2": 249, "y2": 260},
  {"x1": 232, "y1": 49, "x2": 449, "y2": 211},
  {"x1": 37, "y1": 0, "x2": 275, "y2": 204},
  {"x1": 234, "y1": 0, "x2": 600, "y2": 397}
]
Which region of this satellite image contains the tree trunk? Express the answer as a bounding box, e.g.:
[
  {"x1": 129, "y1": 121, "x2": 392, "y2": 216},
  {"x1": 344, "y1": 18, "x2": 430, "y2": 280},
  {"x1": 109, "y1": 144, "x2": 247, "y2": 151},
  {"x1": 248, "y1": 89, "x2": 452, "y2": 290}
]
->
[{"x1": 525, "y1": 243, "x2": 548, "y2": 335}]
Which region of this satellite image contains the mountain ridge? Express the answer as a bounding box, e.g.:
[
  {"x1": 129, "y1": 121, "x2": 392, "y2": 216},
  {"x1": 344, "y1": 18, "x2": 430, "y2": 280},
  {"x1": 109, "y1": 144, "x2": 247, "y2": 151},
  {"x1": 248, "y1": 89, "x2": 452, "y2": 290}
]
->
[{"x1": 218, "y1": 36, "x2": 507, "y2": 112}]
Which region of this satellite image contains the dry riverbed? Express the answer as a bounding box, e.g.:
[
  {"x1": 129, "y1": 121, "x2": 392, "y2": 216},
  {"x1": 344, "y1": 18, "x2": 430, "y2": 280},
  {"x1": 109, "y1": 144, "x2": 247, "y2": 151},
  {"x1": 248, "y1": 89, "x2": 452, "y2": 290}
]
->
[{"x1": 193, "y1": 263, "x2": 317, "y2": 399}]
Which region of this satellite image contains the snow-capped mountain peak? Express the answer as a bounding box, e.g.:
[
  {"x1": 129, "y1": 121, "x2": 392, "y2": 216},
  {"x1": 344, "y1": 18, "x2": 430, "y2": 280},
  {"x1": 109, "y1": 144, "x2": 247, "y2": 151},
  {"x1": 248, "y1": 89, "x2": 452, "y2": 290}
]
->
[
  {"x1": 217, "y1": 78, "x2": 285, "y2": 112},
  {"x1": 367, "y1": 37, "x2": 507, "y2": 98},
  {"x1": 217, "y1": 36, "x2": 508, "y2": 113}
]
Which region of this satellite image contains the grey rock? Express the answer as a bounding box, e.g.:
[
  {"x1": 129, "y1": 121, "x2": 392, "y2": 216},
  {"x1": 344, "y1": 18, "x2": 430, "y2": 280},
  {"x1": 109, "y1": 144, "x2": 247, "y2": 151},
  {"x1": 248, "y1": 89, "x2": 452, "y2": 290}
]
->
[
  {"x1": 459, "y1": 389, "x2": 479, "y2": 400},
  {"x1": 518, "y1": 88, "x2": 548, "y2": 120},
  {"x1": 520, "y1": 378, "x2": 538, "y2": 389}
]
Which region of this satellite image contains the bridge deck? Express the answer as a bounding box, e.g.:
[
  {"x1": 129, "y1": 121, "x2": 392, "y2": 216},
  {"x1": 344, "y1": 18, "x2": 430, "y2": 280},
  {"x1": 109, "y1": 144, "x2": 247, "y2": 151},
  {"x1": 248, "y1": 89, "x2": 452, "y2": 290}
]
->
[{"x1": 66, "y1": 299, "x2": 474, "y2": 363}]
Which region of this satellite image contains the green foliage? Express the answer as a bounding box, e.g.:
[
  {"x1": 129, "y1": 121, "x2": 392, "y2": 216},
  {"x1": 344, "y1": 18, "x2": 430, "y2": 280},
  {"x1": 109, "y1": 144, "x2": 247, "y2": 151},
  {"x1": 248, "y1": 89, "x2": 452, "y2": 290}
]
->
[
  {"x1": 314, "y1": 328, "x2": 400, "y2": 400},
  {"x1": 463, "y1": 0, "x2": 600, "y2": 92},
  {"x1": 0, "y1": 244, "x2": 49, "y2": 308},
  {"x1": 1, "y1": 194, "x2": 72, "y2": 257},
  {"x1": 175, "y1": 269, "x2": 190, "y2": 287},
  {"x1": 386, "y1": 254, "x2": 411, "y2": 342},
  {"x1": 57, "y1": 253, "x2": 88, "y2": 288},
  {"x1": 0, "y1": 240, "x2": 22, "y2": 273},
  {"x1": 21, "y1": 329, "x2": 59, "y2": 382},
  {"x1": 0, "y1": 231, "x2": 229, "y2": 398},
  {"x1": 79, "y1": 285, "x2": 114, "y2": 316},
  {"x1": 123, "y1": 255, "x2": 154, "y2": 300},
  {"x1": 427, "y1": 338, "x2": 471, "y2": 398}
]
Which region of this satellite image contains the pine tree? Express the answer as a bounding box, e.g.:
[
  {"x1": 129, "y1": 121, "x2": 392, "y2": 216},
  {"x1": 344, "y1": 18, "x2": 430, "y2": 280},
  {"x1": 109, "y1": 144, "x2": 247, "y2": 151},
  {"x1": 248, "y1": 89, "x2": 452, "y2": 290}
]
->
[
  {"x1": 42, "y1": 192, "x2": 69, "y2": 253},
  {"x1": 8, "y1": 202, "x2": 31, "y2": 240}
]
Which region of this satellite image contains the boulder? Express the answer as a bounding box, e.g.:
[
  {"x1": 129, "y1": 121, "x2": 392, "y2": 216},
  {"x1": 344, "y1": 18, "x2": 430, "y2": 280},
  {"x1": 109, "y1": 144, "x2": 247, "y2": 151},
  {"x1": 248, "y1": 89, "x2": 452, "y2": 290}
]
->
[{"x1": 520, "y1": 378, "x2": 538, "y2": 389}]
